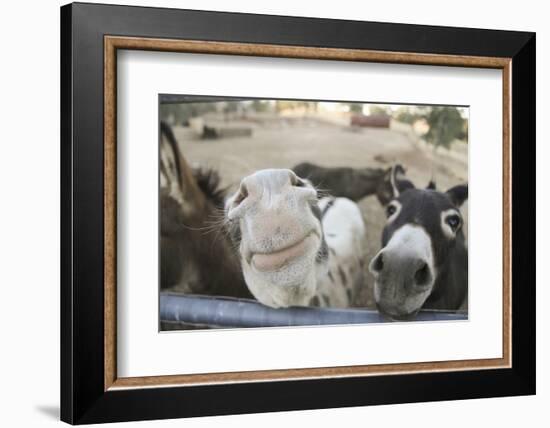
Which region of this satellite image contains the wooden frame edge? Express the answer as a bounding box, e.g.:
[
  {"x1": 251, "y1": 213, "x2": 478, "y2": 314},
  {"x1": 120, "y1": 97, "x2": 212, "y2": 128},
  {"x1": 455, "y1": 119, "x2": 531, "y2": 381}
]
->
[
  {"x1": 109, "y1": 357, "x2": 508, "y2": 390},
  {"x1": 106, "y1": 35, "x2": 511, "y2": 68},
  {"x1": 104, "y1": 36, "x2": 117, "y2": 390},
  {"x1": 103, "y1": 35, "x2": 512, "y2": 391},
  {"x1": 502, "y1": 61, "x2": 513, "y2": 369}
]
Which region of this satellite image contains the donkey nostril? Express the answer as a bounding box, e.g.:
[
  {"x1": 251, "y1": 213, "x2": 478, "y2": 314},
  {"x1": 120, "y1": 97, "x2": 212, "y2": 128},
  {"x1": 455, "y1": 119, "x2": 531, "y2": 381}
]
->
[
  {"x1": 234, "y1": 182, "x2": 248, "y2": 206},
  {"x1": 372, "y1": 253, "x2": 384, "y2": 273},
  {"x1": 414, "y1": 262, "x2": 431, "y2": 287}
]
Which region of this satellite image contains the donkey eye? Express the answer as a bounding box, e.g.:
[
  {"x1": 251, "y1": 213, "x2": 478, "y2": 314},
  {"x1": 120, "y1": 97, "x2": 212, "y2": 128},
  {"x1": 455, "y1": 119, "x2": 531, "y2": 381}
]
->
[
  {"x1": 445, "y1": 214, "x2": 461, "y2": 231},
  {"x1": 385, "y1": 201, "x2": 401, "y2": 222}
]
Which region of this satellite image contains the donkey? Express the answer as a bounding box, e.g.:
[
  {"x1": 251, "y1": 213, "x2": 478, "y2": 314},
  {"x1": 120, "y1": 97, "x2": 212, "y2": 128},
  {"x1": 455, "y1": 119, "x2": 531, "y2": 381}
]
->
[
  {"x1": 369, "y1": 166, "x2": 468, "y2": 319},
  {"x1": 225, "y1": 169, "x2": 366, "y2": 308},
  {"x1": 292, "y1": 162, "x2": 392, "y2": 204},
  {"x1": 160, "y1": 122, "x2": 251, "y2": 298}
]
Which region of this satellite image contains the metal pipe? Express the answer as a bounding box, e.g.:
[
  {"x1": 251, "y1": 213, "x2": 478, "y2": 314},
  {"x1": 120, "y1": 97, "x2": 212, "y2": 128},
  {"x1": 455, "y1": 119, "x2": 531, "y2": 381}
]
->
[{"x1": 160, "y1": 293, "x2": 467, "y2": 328}]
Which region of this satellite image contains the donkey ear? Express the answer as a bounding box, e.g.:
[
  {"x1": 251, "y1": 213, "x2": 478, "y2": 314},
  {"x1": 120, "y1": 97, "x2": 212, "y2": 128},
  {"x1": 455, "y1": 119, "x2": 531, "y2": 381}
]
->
[
  {"x1": 446, "y1": 184, "x2": 468, "y2": 207},
  {"x1": 376, "y1": 164, "x2": 415, "y2": 206},
  {"x1": 391, "y1": 164, "x2": 415, "y2": 195},
  {"x1": 426, "y1": 180, "x2": 436, "y2": 190}
]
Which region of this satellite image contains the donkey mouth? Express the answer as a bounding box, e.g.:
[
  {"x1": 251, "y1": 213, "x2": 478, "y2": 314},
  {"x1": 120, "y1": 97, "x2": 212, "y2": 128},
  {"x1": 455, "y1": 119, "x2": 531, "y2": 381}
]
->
[
  {"x1": 250, "y1": 233, "x2": 318, "y2": 272},
  {"x1": 375, "y1": 302, "x2": 421, "y2": 321}
]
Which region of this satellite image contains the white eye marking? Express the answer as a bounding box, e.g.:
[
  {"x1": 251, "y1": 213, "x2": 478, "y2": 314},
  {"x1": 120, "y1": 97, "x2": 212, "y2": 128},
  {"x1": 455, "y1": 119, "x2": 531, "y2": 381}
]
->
[
  {"x1": 385, "y1": 200, "x2": 402, "y2": 224},
  {"x1": 441, "y1": 208, "x2": 462, "y2": 239}
]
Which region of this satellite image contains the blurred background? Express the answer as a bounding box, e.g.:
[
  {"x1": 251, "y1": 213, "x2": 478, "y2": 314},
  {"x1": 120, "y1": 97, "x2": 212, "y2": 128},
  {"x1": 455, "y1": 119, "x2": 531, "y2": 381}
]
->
[{"x1": 160, "y1": 96, "x2": 468, "y2": 308}]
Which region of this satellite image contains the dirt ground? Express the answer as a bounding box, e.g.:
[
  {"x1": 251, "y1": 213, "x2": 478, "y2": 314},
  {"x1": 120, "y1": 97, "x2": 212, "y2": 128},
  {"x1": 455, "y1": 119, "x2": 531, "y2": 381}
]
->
[{"x1": 172, "y1": 117, "x2": 468, "y2": 309}]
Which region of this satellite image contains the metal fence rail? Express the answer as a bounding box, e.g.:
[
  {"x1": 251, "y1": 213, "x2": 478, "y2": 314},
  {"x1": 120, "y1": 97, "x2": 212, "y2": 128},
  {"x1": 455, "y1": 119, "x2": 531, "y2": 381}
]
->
[{"x1": 160, "y1": 293, "x2": 467, "y2": 328}]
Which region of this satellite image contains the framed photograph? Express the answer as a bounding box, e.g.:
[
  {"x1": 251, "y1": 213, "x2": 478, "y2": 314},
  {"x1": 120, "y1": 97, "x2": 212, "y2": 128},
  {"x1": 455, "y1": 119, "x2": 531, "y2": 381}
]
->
[{"x1": 61, "y1": 2, "x2": 535, "y2": 424}]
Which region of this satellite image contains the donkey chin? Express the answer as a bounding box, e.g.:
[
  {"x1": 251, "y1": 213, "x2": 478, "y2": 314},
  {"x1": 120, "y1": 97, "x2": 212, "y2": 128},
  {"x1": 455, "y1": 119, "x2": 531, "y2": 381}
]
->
[
  {"x1": 374, "y1": 284, "x2": 434, "y2": 321},
  {"x1": 241, "y1": 231, "x2": 323, "y2": 308},
  {"x1": 371, "y1": 269, "x2": 435, "y2": 319},
  {"x1": 371, "y1": 265, "x2": 435, "y2": 320},
  {"x1": 369, "y1": 228, "x2": 436, "y2": 320}
]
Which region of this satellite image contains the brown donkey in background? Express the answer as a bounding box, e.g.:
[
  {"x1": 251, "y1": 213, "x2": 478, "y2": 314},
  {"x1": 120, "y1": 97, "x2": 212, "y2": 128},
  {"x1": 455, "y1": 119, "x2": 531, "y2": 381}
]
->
[{"x1": 160, "y1": 122, "x2": 251, "y2": 298}]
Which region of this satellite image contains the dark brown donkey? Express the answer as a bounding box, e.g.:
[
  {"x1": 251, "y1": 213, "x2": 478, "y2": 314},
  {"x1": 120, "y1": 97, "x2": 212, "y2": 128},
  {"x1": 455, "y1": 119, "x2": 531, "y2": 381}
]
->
[
  {"x1": 292, "y1": 161, "x2": 397, "y2": 205},
  {"x1": 369, "y1": 166, "x2": 468, "y2": 319},
  {"x1": 160, "y1": 122, "x2": 251, "y2": 298}
]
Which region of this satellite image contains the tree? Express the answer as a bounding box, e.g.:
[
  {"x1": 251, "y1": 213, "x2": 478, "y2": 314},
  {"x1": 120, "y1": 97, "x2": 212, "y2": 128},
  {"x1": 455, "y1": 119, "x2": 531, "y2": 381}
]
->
[
  {"x1": 369, "y1": 105, "x2": 391, "y2": 116},
  {"x1": 252, "y1": 99, "x2": 273, "y2": 112},
  {"x1": 348, "y1": 103, "x2": 363, "y2": 113},
  {"x1": 396, "y1": 106, "x2": 421, "y2": 124},
  {"x1": 423, "y1": 107, "x2": 465, "y2": 149},
  {"x1": 159, "y1": 102, "x2": 218, "y2": 125}
]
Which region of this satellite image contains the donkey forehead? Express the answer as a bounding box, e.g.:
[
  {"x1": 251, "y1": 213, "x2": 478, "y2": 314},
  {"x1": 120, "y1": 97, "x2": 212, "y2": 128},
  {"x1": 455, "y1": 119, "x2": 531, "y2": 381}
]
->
[
  {"x1": 243, "y1": 169, "x2": 296, "y2": 193},
  {"x1": 389, "y1": 189, "x2": 458, "y2": 232},
  {"x1": 398, "y1": 189, "x2": 455, "y2": 215}
]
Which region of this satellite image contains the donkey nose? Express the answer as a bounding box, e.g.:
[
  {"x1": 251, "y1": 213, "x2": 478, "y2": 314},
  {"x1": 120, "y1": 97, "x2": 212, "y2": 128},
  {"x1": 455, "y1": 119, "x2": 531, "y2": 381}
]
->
[
  {"x1": 369, "y1": 251, "x2": 385, "y2": 274},
  {"x1": 413, "y1": 261, "x2": 432, "y2": 287},
  {"x1": 369, "y1": 250, "x2": 433, "y2": 287}
]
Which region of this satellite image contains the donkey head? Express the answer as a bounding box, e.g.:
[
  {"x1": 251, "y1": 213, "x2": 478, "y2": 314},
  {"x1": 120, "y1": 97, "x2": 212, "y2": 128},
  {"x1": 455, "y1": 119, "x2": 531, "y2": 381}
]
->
[
  {"x1": 225, "y1": 169, "x2": 328, "y2": 308},
  {"x1": 369, "y1": 165, "x2": 468, "y2": 319}
]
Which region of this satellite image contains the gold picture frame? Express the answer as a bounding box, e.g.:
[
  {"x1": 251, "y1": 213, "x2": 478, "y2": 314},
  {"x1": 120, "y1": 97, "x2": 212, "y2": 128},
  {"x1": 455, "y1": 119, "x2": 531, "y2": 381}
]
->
[{"x1": 103, "y1": 36, "x2": 512, "y2": 391}]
